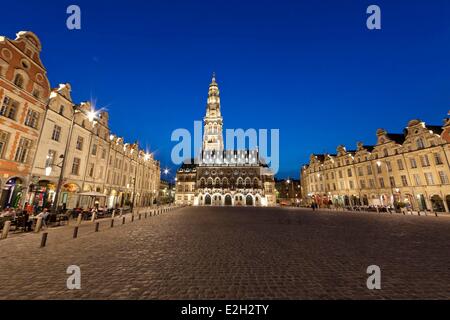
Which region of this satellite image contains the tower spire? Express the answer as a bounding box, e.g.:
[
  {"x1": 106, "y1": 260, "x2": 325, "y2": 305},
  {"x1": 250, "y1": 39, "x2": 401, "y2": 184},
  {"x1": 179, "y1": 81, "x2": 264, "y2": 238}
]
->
[{"x1": 203, "y1": 74, "x2": 224, "y2": 152}]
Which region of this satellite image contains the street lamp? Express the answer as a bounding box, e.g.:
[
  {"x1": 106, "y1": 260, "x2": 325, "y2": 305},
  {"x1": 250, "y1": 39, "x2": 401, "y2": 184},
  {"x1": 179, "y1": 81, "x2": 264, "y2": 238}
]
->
[
  {"x1": 45, "y1": 165, "x2": 52, "y2": 177},
  {"x1": 45, "y1": 154, "x2": 64, "y2": 177}
]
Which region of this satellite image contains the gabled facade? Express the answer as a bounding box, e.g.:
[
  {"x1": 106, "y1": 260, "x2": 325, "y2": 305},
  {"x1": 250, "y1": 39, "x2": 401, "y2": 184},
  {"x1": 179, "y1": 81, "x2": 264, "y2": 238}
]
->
[
  {"x1": 301, "y1": 114, "x2": 450, "y2": 213},
  {"x1": 0, "y1": 31, "x2": 50, "y2": 208},
  {"x1": 0, "y1": 31, "x2": 161, "y2": 211}
]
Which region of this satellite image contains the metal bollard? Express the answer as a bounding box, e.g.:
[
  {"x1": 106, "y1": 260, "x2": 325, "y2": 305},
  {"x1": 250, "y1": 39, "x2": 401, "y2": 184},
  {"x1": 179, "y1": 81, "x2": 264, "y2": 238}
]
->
[
  {"x1": 40, "y1": 232, "x2": 48, "y2": 247},
  {"x1": 122, "y1": 216, "x2": 126, "y2": 224},
  {"x1": 1, "y1": 221, "x2": 11, "y2": 240},
  {"x1": 139, "y1": 214, "x2": 142, "y2": 220},
  {"x1": 145, "y1": 212, "x2": 147, "y2": 219},
  {"x1": 111, "y1": 218, "x2": 114, "y2": 228},
  {"x1": 35, "y1": 217, "x2": 43, "y2": 233},
  {"x1": 77, "y1": 213, "x2": 83, "y2": 226},
  {"x1": 95, "y1": 222, "x2": 100, "y2": 232},
  {"x1": 73, "y1": 226, "x2": 79, "y2": 239},
  {"x1": 131, "y1": 214, "x2": 134, "y2": 222}
]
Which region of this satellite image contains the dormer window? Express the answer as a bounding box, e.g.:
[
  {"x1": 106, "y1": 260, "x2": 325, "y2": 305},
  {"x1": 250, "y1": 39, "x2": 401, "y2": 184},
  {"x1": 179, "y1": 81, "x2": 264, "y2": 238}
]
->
[
  {"x1": 32, "y1": 89, "x2": 41, "y2": 99},
  {"x1": 416, "y1": 138, "x2": 425, "y2": 150},
  {"x1": 14, "y1": 74, "x2": 24, "y2": 88}
]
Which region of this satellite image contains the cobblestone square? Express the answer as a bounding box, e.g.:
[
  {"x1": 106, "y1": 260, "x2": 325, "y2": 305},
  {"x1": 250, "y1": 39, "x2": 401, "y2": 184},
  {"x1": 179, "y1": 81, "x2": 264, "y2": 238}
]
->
[{"x1": 1, "y1": 207, "x2": 450, "y2": 299}]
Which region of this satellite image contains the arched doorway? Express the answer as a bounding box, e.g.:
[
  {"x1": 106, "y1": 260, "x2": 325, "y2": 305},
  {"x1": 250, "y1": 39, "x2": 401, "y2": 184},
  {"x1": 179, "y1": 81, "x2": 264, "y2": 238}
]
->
[
  {"x1": 212, "y1": 194, "x2": 222, "y2": 206},
  {"x1": 1, "y1": 177, "x2": 23, "y2": 209},
  {"x1": 246, "y1": 195, "x2": 254, "y2": 206},
  {"x1": 404, "y1": 194, "x2": 414, "y2": 210},
  {"x1": 29, "y1": 180, "x2": 56, "y2": 210},
  {"x1": 225, "y1": 195, "x2": 232, "y2": 206},
  {"x1": 204, "y1": 194, "x2": 211, "y2": 205},
  {"x1": 362, "y1": 195, "x2": 369, "y2": 206},
  {"x1": 62, "y1": 183, "x2": 80, "y2": 209},
  {"x1": 446, "y1": 195, "x2": 450, "y2": 212},
  {"x1": 234, "y1": 194, "x2": 244, "y2": 206},
  {"x1": 417, "y1": 194, "x2": 427, "y2": 211},
  {"x1": 431, "y1": 195, "x2": 445, "y2": 212},
  {"x1": 108, "y1": 189, "x2": 117, "y2": 209},
  {"x1": 344, "y1": 195, "x2": 350, "y2": 206}
]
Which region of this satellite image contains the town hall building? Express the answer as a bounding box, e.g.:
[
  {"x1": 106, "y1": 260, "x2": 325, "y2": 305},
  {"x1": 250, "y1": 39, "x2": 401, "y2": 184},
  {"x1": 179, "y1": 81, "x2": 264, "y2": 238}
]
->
[{"x1": 175, "y1": 75, "x2": 276, "y2": 206}]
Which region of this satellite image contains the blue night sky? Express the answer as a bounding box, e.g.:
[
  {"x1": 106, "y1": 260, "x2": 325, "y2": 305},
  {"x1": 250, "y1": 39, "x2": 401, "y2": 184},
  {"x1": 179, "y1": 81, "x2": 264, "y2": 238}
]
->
[{"x1": 2, "y1": 0, "x2": 450, "y2": 178}]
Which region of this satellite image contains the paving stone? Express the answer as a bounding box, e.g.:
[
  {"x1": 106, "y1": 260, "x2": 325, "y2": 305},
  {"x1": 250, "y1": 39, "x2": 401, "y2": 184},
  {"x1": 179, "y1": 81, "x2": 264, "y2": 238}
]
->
[{"x1": 0, "y1": 207, "x2": 449, "y2": 299}]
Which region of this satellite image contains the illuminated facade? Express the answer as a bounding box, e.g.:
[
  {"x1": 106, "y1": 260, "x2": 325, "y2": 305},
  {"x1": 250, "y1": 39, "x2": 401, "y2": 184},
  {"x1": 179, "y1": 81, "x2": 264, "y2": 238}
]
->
[
  {"x1": 176, "y1": 75, "x2": 276, "y2": 206},
  {"x1": 0, "y1": 31, "x2": 50, "y2": 209},
  {"x1": 0, "y1": 31, "x2": 160, "y2": 210},
  {"x1": 29, "y1": 83, "x2": 160, "y2": 210},
  {"x1": 301, "y1": 115, "x2": 450, "y2": 212}
]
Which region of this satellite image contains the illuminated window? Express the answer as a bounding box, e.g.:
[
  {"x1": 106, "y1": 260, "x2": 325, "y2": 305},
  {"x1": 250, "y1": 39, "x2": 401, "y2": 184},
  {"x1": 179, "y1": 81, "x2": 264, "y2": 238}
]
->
[
  {"x1": 416, "y1": 138, "x2": 425, "y2": 150},
  {"x1": 76, "y1": 136, "x2": 84, "y2": 150},
  {"x1": 45, "y1": 150, "x2": 56, "y2": 168},
  {"x1": 71, "y1": 158, "x2": 81, "y2": 175},
  {"x1": 51, "y1": 125, "x2": 61, "y2": 141},
  {"x1": 14, "y1": 137, "x2": 32, "y2": 163},
  {"x1": 438, "y1": 171, "x2": 449, "y2": 184},
  {"x1": 24, "y1": 109, "x2": 40, "y2": 129},
  {"x1": 424, "y1": 172, "x2": 434, "y2": 185}
]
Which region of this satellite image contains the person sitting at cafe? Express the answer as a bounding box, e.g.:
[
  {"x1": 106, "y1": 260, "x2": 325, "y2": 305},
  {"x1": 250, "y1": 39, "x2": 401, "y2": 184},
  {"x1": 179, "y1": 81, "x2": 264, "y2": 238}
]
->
[
  {"x1": 24, "y1": 210, "x2": 32, "y2": 232},
  {"x1": 36, "y1": 209, "x2": 50, "y2": 229},
  {"x1": 24, "y1": 202, "x2": 33, "y2": 215}
]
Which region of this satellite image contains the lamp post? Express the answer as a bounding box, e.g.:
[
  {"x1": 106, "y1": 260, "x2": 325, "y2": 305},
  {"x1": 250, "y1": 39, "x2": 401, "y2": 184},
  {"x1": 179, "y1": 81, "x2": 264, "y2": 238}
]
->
[{"x1": 49, "y1": 105, "x2": 98, "y2": 214}]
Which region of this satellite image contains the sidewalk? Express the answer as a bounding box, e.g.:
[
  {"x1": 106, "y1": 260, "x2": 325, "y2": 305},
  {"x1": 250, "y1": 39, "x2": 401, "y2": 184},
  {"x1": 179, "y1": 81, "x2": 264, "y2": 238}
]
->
[{"x1": 0, "y1": 205, "x2": 183, "y2": 244}]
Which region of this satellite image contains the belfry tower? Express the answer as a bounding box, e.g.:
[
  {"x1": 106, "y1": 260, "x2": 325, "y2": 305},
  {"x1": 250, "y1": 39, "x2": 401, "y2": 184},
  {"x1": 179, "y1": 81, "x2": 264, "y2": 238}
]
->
[{"x1": 203, "y1": 73, "x2": 224, "y2": 152}]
